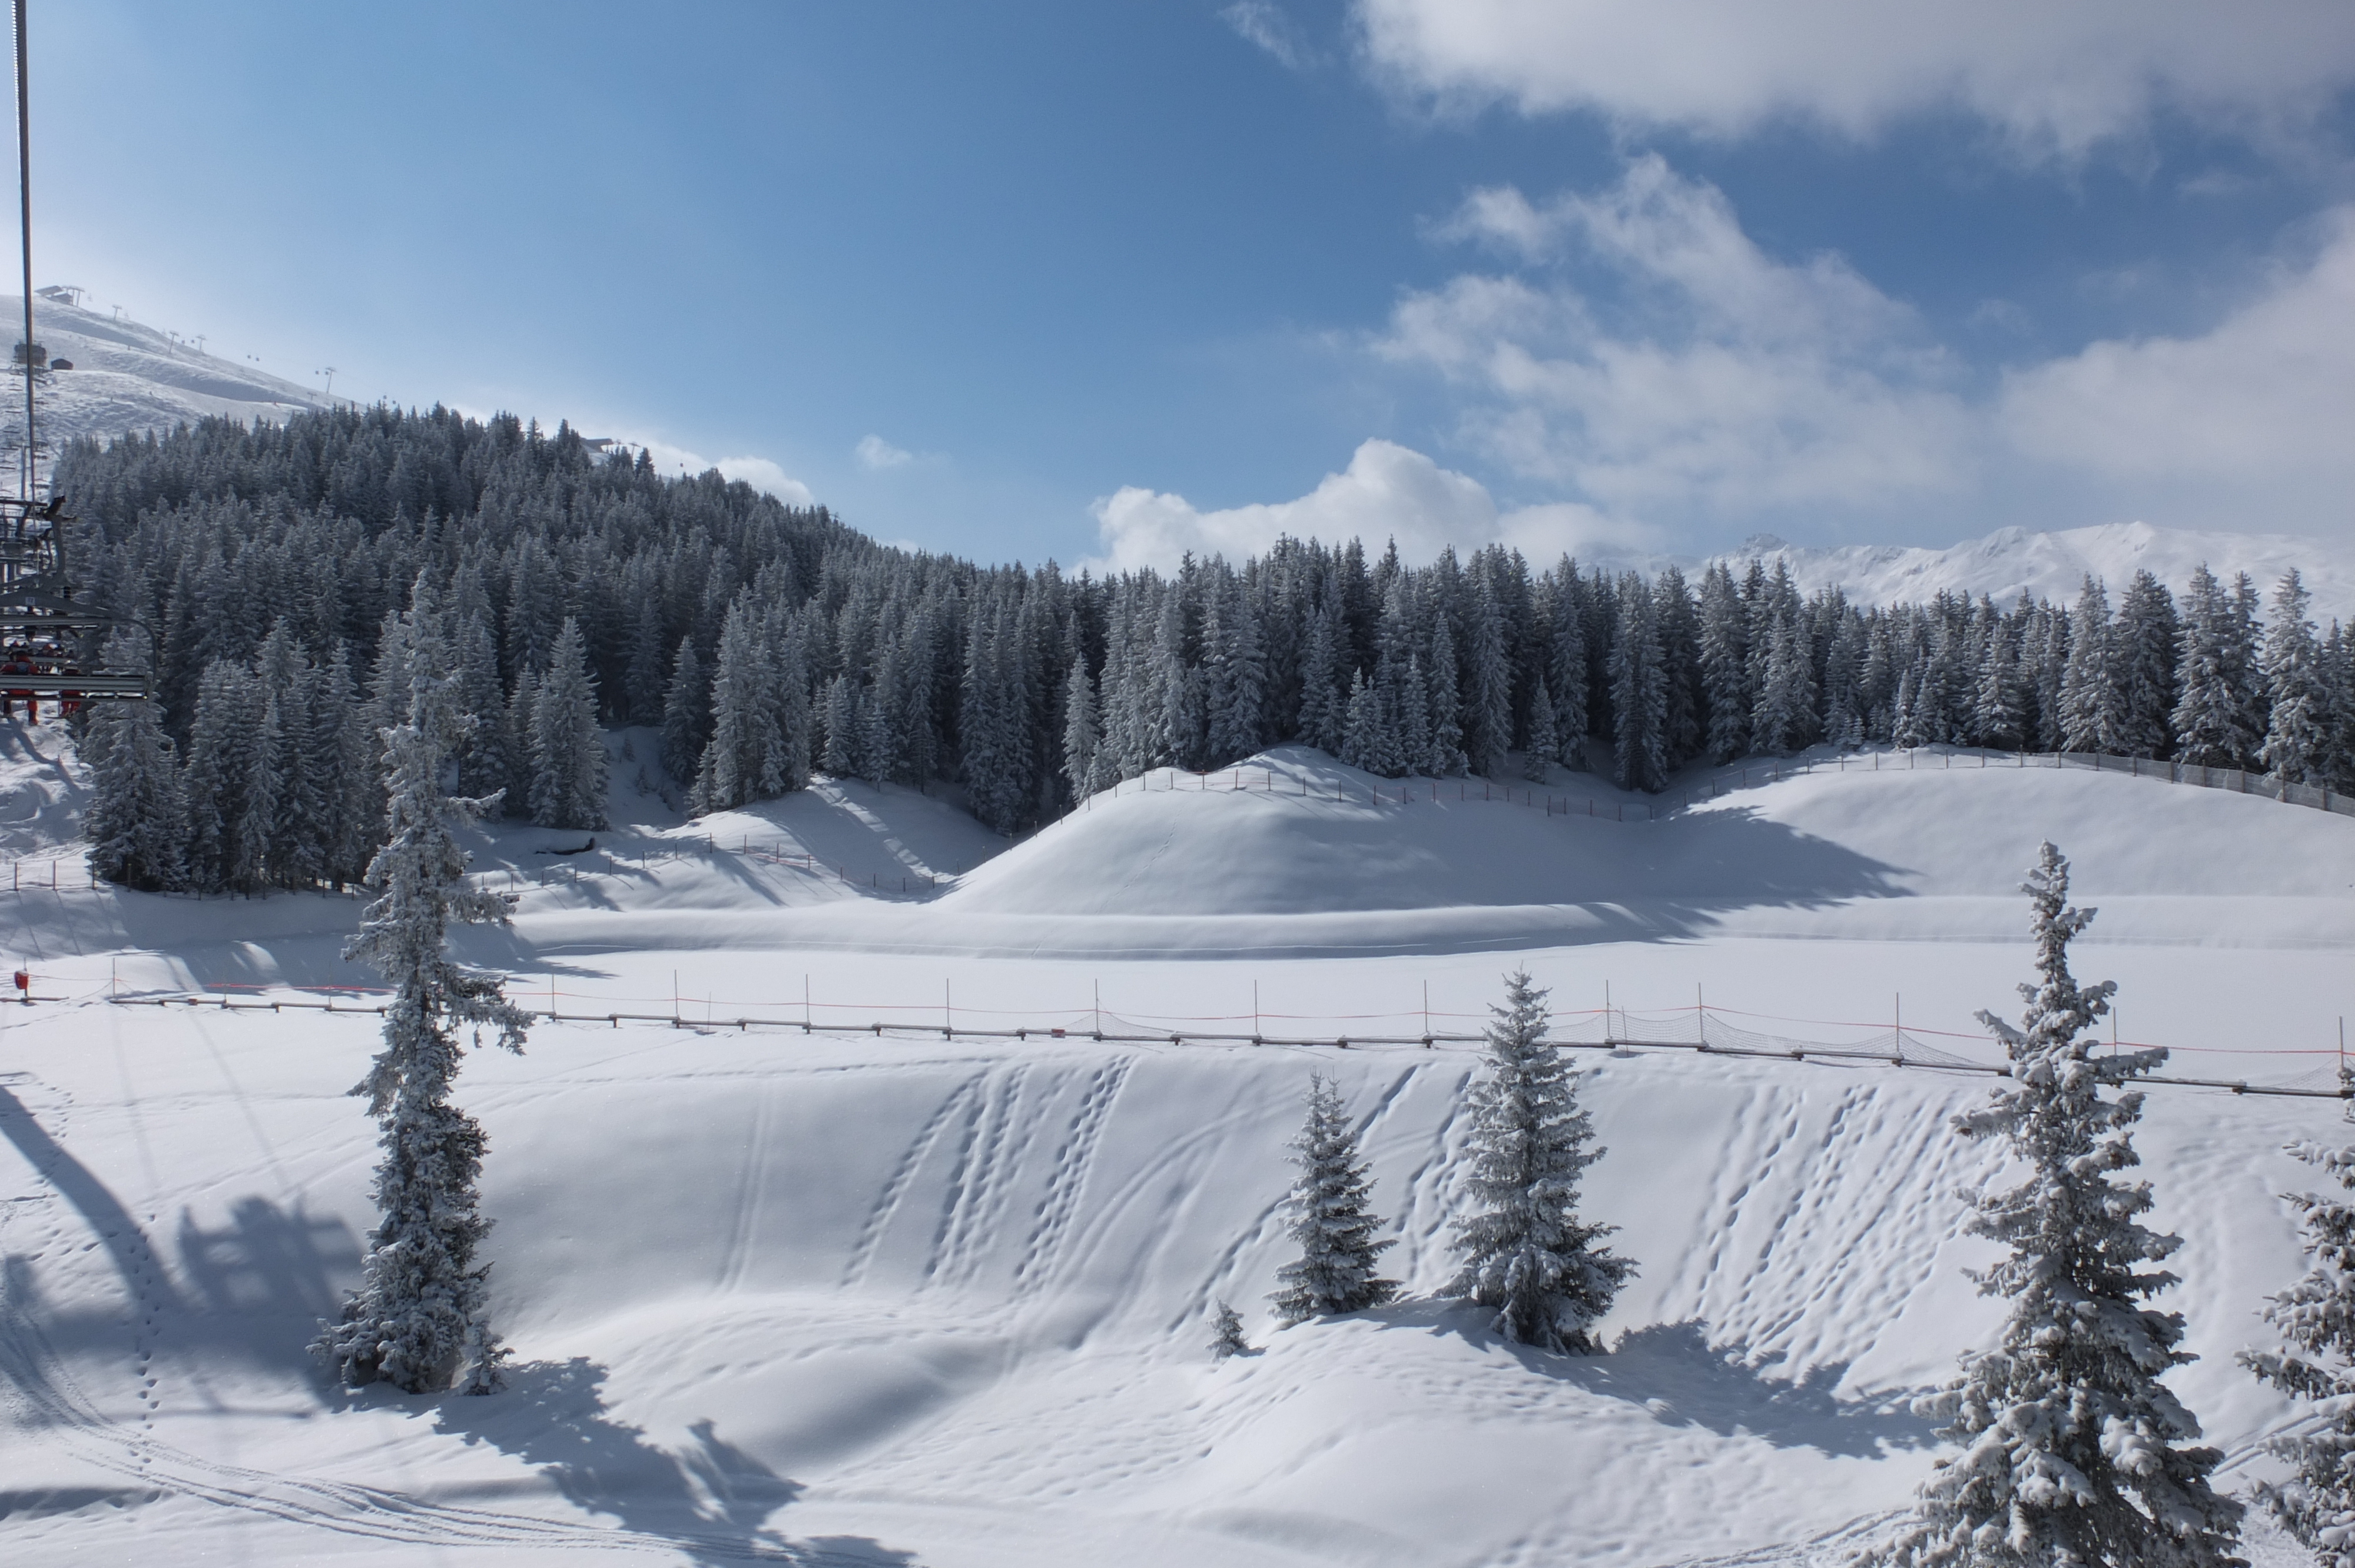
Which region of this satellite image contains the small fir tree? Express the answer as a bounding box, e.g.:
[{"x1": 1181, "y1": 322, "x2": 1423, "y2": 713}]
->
[
  {"x1": 1270, "y1": 1074, "x2": 1398, "y2": 1326},
  {"x1": 1209, "y1": 1300, "x2": 1252, "y2": 1361},
  {"x1": 2240, "y1": 1132, "x2": 2355, "y2": 1565},
  {"x1": 314, "y1": 599, "x2": 533, "y2": 1396},
  {"x1": 1859, "y1": 842, "x2": 2242, "y2": 1568},
  {"x1": 1448, "y1": 969, "x2": 1631, "y2": 1353}
]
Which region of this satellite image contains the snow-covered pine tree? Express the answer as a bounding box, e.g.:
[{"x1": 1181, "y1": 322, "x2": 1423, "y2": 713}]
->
[
  {"x1": 1859, "y1": 842, "x2": 2242, "y2": 1568},
  {"x1": 1428, "y1": 616, "x2": 1469, "y2": 776},
  {"x1": 2230, "y1": 572, "x2": 2270, "y2": 762},
  {"x1": 1209, "y1": 583, "x2": 1266, "y2": 766},
  {"x1": 1447, "y1": 968, "x2": 1631, "y2": 1353},
  {"x1": 1271, "y1": 1072, "x2": 1398, "y2": 1325},
  {"x1": 1398, "y1": 652, "x2": 1434, "y2": 774},
  {"x1": 659, "y1": 636, "x2": 709, "y2": 785},
  {"x1": 695, "y1": 594, "x2": 784, "y2": 813},
  {"x1": 1209, "y1": 1300, "x2": 1252, "y2": 1361},
  {"x1": 1465, "y1": 576, "x2": 1512, "y2": 779},
  {"x1": 2111, "y1": 570, "x2": 2179, "y2": 760},
  {"x1": 1970, "y1": 616, "x2": 2026, "y2": 752},
  {"x1": 2172, "y1": 566, "x2": 2252, "y2": 769},
  {"x1": 452, "y1": 609, "x2": 513, "y2": 802},
  {"x1": 181, "y1": 659, "x2": 273, "y2": 894},
  {"x1": 315, "y1": 594, "x2": 532, "y2": 1397},
  {"x1": 1061, "y1": 652, "x2": 1103, "y2": 799},
  {"x1": 1340, "y1": 668, "x2": 1380, "y2": 775},
  {"x1": 1546, "y1": 576, "x2": 1588, "y2": 771},
  {"x1": 2263, "y1": 569, "x2": 2329, "y2": 785},
  {"x1": 1608, "y1": 575, "x2": 1667, "y2": 792},
  {"x1": 82, "y1": 633, "x2": 185, "y2": 891},
  {"x1": 2241, "y1": 1135, "x2": 2355, "y2": 1565},
  {"x1": 1298, "y1": 599, "x2": 1345, "y2": 756},
  {"x1": 2058, "y1": 576, "x2": 2114, "y2": 755},
  {"x1": 1750, "y1": 613, "x2": 1815, "y2": 756},
  {"x1": 529, "y1": 617, "x2": 606, "y2": 830},
  {"x1": 1524, "y1": 676, "x2": 1557, "y2": 782}
]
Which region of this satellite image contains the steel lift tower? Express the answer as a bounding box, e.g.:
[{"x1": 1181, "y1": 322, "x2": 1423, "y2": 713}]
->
[{"x1": 0, "y1": 0, "x2": 145, "y2": 710}]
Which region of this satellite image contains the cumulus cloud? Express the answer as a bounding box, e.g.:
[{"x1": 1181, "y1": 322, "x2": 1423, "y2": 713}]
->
[
  {"x1": 629, "y1": 438, "x2": 817, "y2": 506},
  {"x1": 1099, "y1": 169, "x2": 2355, "y2": 567},
  {"x1": 1085, "y1": 437, "x2": 1658, "y2": 575},
  {"x1": 1382, "y1": 157, "x2": 1973, "y2": 521},
  {"x1": 1354, "y1": 0, "x2": 2355, "y2": 154},
  {"x1": 855, "y1": 433, "x2": 914, "y2": 470},
  {"x1": 1222, "y1": 2, "x2": 1315, "y2": 71},
  {"x1": 1995, "y1": 210, "x2": 2355, "y2": 521}
]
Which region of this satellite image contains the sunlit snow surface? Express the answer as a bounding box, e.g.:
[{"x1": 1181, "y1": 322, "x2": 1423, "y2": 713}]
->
[{"x1": 1, "y1": 723, "x2": 2348, "y2": 1565}]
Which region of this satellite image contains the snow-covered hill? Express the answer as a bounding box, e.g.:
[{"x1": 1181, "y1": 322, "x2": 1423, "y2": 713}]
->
[
  {"x1": 2, "y1": 718, "x2": 2350, "y2": 1564},
  {"x1": 0, "y1": 293, "x2": 329, "y2": 452},
  {"x1": 1723, "y1": 520, "x2": 2355, "y2": 614}
]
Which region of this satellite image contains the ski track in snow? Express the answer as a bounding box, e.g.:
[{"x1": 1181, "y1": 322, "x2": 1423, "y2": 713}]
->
[{"x1": 840, "y1": 1077, "x2": 980, "y2": 1291}]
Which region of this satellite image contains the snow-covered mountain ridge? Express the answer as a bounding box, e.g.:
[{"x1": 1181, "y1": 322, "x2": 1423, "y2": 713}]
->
[{"x1": 1718, "y1": 520, "x2": 2355, "y2": 614}]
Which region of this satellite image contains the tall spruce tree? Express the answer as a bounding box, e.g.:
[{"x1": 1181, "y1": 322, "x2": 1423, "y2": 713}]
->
[
  {"x1": 1447, "y1": 969, "x2": 1631, "y2": 1353},
  {"x1": 2262, "y1": 569, "x2": 2329, "y2": 785},
  {"x1": 2241, "y1": 1135, "x2": 2355, "y2": 1565},
  {"x1": 1608, "y1": 575, "x2": 1667, "y2": 792},
  {"x1": 1061, "y1": 652, "x2": 1104, "y2": 799},
  {"x1": 1270, "y1": 1074, "x2": 1398, "y2": 1326},
  {"x1": 2058, "y1": 577, "x2": 2115, "y2": 755},
  {"x1": 529, "y1": 617, "x2": 606, "y2": 830},
  {"x1": 2171, "y1": 566, "x2": 2252, "y2": 769},
  {"x1": 315, "y1": 595, "x2": 532, "y2": 1396},
  {"x1": 82, "y1": 633, "x2": 185, "y2": 892},
  {"x1": 1860, "y1": 842, "x2": 2241, "y2": 1568}
]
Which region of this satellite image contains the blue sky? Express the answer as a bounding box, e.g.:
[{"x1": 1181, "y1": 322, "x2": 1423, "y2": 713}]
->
[{"x1": 31, "y1": 1, "x2": 2355, "y2": 569}]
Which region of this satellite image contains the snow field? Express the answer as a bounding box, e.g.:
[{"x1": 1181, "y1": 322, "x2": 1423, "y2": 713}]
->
[
  {"x1": 0, "y1": 996, "x2": 2334, "y2": 1566},
  {"x1": 2, "y1": 727, "x2": 2352, "y2": 1563}
]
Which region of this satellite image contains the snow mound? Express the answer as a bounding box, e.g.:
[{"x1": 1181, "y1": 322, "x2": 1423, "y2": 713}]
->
[{"x1": 944, "y1": 745, "x2": 2355, "y2": 932}]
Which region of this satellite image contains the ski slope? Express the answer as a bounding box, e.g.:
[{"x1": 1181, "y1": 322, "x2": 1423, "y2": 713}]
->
[
  {"x1": 0, "y1": 293, "x2": 330, "y2": 451},
  {"x1": 1, "y1": 722, "x2": 2349, "y2": 1565}
]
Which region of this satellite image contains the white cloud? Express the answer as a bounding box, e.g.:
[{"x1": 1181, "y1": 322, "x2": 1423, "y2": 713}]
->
[
  {"x1": 1112, "y1": 170, "x2": 2355, "y2": 562},
  {"x1": 855, "y1": 433, "x2": 914, "y2": 470},
  {"x1": 1382, "y1": 157, "x2": 1973, "y2": 521},
  {"x1": 1085, "y1": 437, "x2": 1659, "y2": 575},
  {"x1": 628, "y1": 437, "x2": 817, "y2": 506},
  {"x1": 1996, "y1": 210, "x2": 2355, "y2": 514},
  {"x1": 1223, "y1": 2, "x2": 1314, "y2": 71},
  {"x1": 1355, "y1": 0, "x2": 2355, "y2": 154}
]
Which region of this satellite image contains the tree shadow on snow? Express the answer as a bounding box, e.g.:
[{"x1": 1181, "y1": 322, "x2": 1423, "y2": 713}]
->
[
  {"x1": 433, "y1": 1357, "x2": 915, "y2": 1566},
  {"x1": 1392, "y1": 1304, "x2": 1935, "y2": 1459}
]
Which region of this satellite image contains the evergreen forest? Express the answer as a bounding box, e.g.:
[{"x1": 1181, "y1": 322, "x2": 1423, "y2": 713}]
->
[{"x1": 62, "y1": 405, "x2": 2355, "y2": 896}]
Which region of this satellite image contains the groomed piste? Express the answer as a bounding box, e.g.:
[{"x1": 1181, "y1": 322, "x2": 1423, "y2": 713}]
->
[{"x1": 1, "y1": 723, "x2": 2349, "y2": 1566}]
